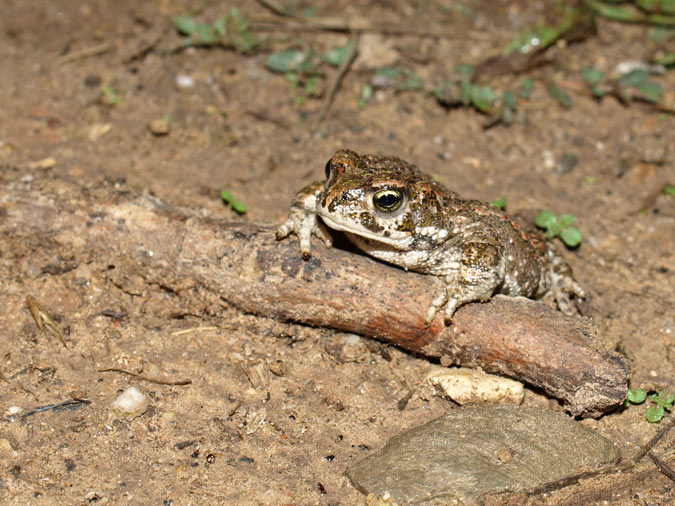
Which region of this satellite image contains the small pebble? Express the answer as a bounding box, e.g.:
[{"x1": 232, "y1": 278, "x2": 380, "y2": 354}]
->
[
  {"x1": 111, "y1": 386, "x2": 148, "y2": 420},
  {"x1": 175, "y1": 74, "x2": 194, "y2": 88},
  {"x1": 148, "y1": 119, "x2": 170, "y2": 136}
]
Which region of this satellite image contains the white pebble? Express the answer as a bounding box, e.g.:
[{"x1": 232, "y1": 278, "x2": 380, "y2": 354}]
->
[
  {"x1": 175, "y1": 74, "x2": 194, "y2": 88},
  {"x1": 426, "y1": 366, "x2": 524, "y2": 405},
  {"x1": 111, "y1": 386, "x2": 148, "y2": 420}
]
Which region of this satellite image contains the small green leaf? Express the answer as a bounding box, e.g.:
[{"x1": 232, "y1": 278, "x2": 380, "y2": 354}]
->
[
  {"x1": 213, "y1": 16, "x2": 228, "y2": 36},
  {"x1": 664, "y1": 185, "x2": 675, "y2": 196},
  {"x1": 174, "y1": 16, "x2": 199, "y2": 35},
  {"x1": 585, "y1": 176, "x2": 597, "y2": 184},
  {"x1": 503, "y1": 90, "x2": 516, "y2": 109},
  {"x1": 359, "y1": 84, "x2": 373, "y2": 107},
  {"x1": 535, "y1": 210, "x2": 558, "y2": 229},
  {"x1": 491, "y1": 197, "x2": 507, "y2": 209},
  {"x1": 231, "y1": 200, "x2": 247, "y2": 214},
  {"x1": 521, "y1": 77, "x2": 534, "y2": 99},
  {"x1": 193, "y1": 23, "x2": 216, "y2": 45},
  {"x1": 321, "y1": 42, "x2": 352, "y2": 67},
  {"x1": 627, "y1": 388, "x2": 647, "y2": 404},
  {"x1": 559, "y1": 214, "x2": 576, "y2": 229},
  {"x1": 265, "y1": 49, "x2": 307, "y2": 73},
  {"x1": 220, "y1": 190, "x2": 234, "y2": 203},
  {"x1": 304, "y1": 75, "x2": 318, "y2": 95},
  {"x1": 560, "y1": 226, "x2": 583, "y2": 247},
  {"x1": 229, "y1": 7, "x2": 249, "y2": 32},
  {"x1": 470, "y1": 85, "x2": 498, "y2": 112},
  {"x1": 453, "y1": 63, "x2": 474, "y2": 79},
  {"x1": 547, "y1": 222, "x2": 562, "y2": 239},
  {"x1": 637, "y1": 82, "x2": 663, "y2": 103},
  {"x1": 646, "y1": 405, "x2": 665, "y2": 423},
  {"x1": 617, "y1": 69, "x2": 650, "y2": 87},
  {"x1": 548, "y1": 83, "x2": 572, "y2": 108},
  {"x1": 581, "y1": 66, "x2": 605, "y2": 85},
  {"x1": 374, "y1": 67, "x2": 401, "y2": 84},
  {"x1": 652, "y1": 390, "x2": 675, "y2": 409}
]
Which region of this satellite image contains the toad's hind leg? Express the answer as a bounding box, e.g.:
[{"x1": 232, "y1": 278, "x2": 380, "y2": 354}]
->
[{"x1": 424, "y1": 242, "x2": 504, "y2": 326}]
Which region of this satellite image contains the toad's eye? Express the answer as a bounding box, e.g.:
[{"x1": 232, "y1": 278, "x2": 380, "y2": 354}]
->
[
  {"x1": 324, "y1": 159, "x2": 332, "y2": 179},
  {"x1": 373, "y1": 189, "x2": 404, "y2": 212}
]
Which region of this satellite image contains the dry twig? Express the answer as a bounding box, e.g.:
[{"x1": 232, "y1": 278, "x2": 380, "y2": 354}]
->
[
  {"x1": 97, "y1": 367, "x2": 192, "y2": 386},
  {"x1": 312, "y1": 31, "x2": 360, "y2": 130}
]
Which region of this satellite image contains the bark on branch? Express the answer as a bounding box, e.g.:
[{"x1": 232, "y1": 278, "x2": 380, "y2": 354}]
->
[{"x1": 0, "y1": 176, "x2": 629, "y2": 417}]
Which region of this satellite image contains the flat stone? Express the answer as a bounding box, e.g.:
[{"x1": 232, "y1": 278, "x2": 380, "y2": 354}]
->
[{"x1": 347, "y1": 406, "x2": 619, "y2": 504}]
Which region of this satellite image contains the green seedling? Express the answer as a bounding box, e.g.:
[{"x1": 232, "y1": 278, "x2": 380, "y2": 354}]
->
[
  {"x1": 174, "y1": 8, "x2": 260, "y2": 52},
  {"x1": 534, "y1": 211, "x2": 583, "y2": 247},
  {"x1": 265, "y1": 42, "x2": 353, "y2": 98},
  {"x1": 616, "y1": 69, "x2": 664, "y2": 103},
  {"x1": 580, "y1": 65, "x2": 666, "y2": 106},
  {"x1": 520, "y1": 77, "x2": 534, "y2": 99},
  {"x1": 101, "y1": 84, "x2": 125, "y2": 106},
  {"x1": 373, "y1": 67, "x2": 423, "y2": 91},
  {"x1": 665, "y1": 185, "x2": 675, "y2": 196},
  {"x1": 588, "y1": 1, "x2": 675, "y2": 26},
  {"x1": 220, "y1": 190, "x2": 247, "y2": 214},
  {"x1": 490, "y1": 197, "x2": 507, "y2": 210},
  {"x1": 581, "y1": 66, "x2": 607, "y2": 98},
  {"x1": 358, "y1": 84, "x2": 373, "y2": 108},
  {"x1": 626, "y1": 388, "x2": 675, "y2": 423},
  {"x1": 547, "y1": 82, "x2": 572, "y2": 108},
  {"x1": 434, "y1": 64, "x2": 516, "y2": 127}
]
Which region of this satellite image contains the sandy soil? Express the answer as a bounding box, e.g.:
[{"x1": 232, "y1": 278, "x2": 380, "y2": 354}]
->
[{"x1": 0, "y1": 1, "x2": 673, "y2": 504}]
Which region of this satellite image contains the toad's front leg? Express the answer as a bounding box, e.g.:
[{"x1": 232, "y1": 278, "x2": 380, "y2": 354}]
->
[
  {"x1": 425, "y1": 242, "x2": 504, "y2": 326},
  {"x1": 276, "y1": 181, "x2": 333, "y2": 260}
]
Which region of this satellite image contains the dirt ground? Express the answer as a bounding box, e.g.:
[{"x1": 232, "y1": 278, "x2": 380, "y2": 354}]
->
[{"x1": 0, "y1": 0, "x2": 673, "y2": 504}]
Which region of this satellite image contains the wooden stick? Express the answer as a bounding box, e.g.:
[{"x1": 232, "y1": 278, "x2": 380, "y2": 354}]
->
[{"x1": 0, "y1": 176, "x2": 629, "y2": 417}]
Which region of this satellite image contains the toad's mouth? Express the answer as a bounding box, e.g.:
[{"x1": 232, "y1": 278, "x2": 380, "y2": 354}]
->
[{"x1": 318, "y1": 213, "x2": 413, "y2": 250}]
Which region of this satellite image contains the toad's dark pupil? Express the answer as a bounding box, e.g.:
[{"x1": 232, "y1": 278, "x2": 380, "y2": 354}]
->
[
  {"x1": 324, "y1": 160, "x2": 332, "y2": 179},
  {"x1": 374, "y1": 191, "x2": 402, "y2": 211}
]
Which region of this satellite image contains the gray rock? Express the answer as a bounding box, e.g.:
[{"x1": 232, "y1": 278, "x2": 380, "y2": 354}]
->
[{"x1": 347, "y1": 406, "x2": 619, "y2": 504}]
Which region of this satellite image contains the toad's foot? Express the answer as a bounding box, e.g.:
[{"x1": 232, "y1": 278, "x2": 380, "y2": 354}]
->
[
  {"x1": 276, "y1": 189, "x2": 333, "y2": 260},
  {"x1": 276, "y1": 212, "x2": 333, "y2": 260},
  {"x1": 424, "y1": 242, "x2": 503, "y2": 326}
]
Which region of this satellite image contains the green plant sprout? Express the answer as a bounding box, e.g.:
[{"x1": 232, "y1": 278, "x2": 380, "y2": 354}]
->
[
  {"x1": 664, "y1": 185, "x2": 675, "y2": 196},
  {"x1": 101, "y1": 84, "x2": 124, "y2": 106},
  {"x1": 265, "y1": 41, "x2": 354, "y2": 98},
  {"x1": 534, "y1": 211, "x2": 583, "y2": 247},
  {"x1": 220, "y1": 190, "x2": 247, "y2": 214},
  {"x1": 581, "y1": 66, "x2": 665, "y2": 104},
  {"x1": 490, "y1": 196, "x2": 507, "y2": 209},
  {"x1": 173, "y1": 8, "x2": 260, "y2": 52},
  {"x1": 587, "y1": 1, "x2": 675, "y2": 26},
  {"x1": 433, "y1": 64, "x2": 516, "y2": 126},
  {"x1": 626, "y1": 388, "x2": 675, "y2": 423}
]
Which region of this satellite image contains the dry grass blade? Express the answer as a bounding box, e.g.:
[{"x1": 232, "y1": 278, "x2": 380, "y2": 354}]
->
[
  {"x1": 26, "y1": 295, "x2": 68, "y2": 348},
  {"x1": 649, "y1": 452, "x2": 675, "y2": 482},
  {"x1": 312, "y1": 32, "x2": 360, "y2": 130},
  {"x1": 54, "y1": 43, "x2": 110, "y2": 66}
]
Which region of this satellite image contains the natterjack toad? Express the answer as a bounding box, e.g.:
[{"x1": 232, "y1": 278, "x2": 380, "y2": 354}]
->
[{"x1": 277, "y1": 149, "x2": 585, "y2": 325}]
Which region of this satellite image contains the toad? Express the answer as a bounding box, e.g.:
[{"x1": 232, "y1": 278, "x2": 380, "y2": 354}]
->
[{"x1": 277, "y1": 149, "x2": 584, "y2": 325}]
